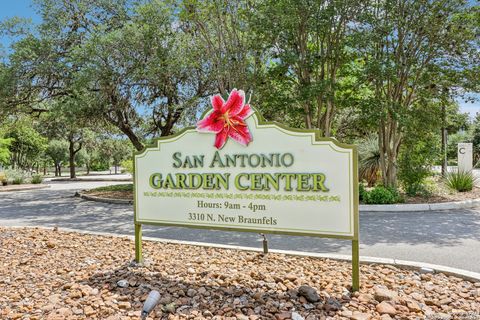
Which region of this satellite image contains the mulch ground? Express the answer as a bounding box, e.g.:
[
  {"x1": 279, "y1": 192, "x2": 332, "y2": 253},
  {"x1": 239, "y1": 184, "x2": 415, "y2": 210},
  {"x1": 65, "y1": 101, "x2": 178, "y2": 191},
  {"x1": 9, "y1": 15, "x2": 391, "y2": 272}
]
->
[
  {"x1": 404, "y1": 186, "x2": 480, "y2": 204},
  {"x1": 85, "y1": 190, "x2": 134, "y2": 200},
  {"x1": 0, "y1": 227, "x2": 479, "y2": 320}
]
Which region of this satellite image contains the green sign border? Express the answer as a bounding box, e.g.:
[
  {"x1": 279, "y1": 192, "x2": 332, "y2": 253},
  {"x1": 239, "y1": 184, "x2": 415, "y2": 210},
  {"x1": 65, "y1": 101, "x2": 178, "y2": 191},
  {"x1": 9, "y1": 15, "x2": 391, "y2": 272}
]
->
[{"x1": 133, "y1": 109, "x2": 360, "y2": 291}]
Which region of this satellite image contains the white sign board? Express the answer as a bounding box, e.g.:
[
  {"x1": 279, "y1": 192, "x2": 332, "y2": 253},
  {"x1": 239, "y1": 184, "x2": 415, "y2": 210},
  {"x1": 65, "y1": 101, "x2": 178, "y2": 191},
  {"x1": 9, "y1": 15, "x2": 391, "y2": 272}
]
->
[
  {"x1": 458, "y1": 143, "x2": 473, "y2": 172},
  {"x1": 134, "y1": 114, "x2": 358, "y2": 238},
  {"x1": 133, "y1": 89, "x2": 360, "y2": 290}
]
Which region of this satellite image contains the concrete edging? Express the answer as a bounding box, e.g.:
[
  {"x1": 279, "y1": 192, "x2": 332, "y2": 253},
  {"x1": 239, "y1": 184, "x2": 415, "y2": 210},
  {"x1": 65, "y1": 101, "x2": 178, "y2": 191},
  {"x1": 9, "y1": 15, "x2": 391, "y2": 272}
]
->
[
  {"x1": 0, "y1": 184, "x2": 51, "y2": 192},
  {"x1": 360, "y1": 198, "x2": 480, "y2": 212},
  {"x1": 6, "y1": 225, "x2": 480, "y2": 283},
  {"x1": 77, "y1": 192, "x2": 133, "y2": 205}
]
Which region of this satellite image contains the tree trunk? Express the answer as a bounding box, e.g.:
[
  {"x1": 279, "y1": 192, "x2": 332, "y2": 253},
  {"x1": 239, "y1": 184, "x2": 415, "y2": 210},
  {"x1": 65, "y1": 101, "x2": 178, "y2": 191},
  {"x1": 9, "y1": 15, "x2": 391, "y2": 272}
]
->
[
  {"x1": 324, "y1": 99, "x2": 333, "y2": 137},
  {"x1": 105, "y1": 109, "x2": 144, "y2": 151},
  {"x1": 114, "y1": 165, "x2": 118, "y2": 174},
  {"x1": 68, "y1": 136, "x2": 83, "y2": 179},
  {"x1": 86, "y1": 164, "x2": 90, "y2": 175},
  {"x1": 385, "y1": 156, "x2": 398, "y2": 187},
  {"x1": 378, "y1": 118, "x2": 400, "y2": 188},
  {"x1": 121, "y1": 126, "x2": 144, "y2": 151},
  {"x1": 441, "y1": 104, "x2": 447, "y2": 176},
  {"x1": 69, "y1": 141, "x2": 76, "y2": 179}
]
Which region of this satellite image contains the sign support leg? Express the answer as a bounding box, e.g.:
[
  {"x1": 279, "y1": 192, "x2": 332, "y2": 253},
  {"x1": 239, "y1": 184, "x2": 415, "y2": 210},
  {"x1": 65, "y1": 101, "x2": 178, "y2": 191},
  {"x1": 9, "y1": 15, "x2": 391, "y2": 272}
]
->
[
  {"x1": 135, "y1": 223, "x2": 143, "y2": 263},
  {"x1": 352, "y1": 239, "x2": 360, "y2": 291}
]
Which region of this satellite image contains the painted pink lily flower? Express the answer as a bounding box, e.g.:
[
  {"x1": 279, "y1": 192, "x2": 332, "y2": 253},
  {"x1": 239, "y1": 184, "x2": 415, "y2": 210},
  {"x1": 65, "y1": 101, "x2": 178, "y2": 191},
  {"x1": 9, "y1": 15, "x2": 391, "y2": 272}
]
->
[{"x1": 197, "y1": 89, "x2": 254, "y2": 149}]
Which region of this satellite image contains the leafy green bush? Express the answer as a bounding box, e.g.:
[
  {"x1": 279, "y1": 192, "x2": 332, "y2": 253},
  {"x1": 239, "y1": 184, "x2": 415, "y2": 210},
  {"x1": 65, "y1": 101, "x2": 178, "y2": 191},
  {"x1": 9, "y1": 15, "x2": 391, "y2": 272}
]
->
[
  {"x1": 411, "y1": 176, "x2": 438, "y2": 198},
  {"x1": 398, "y1": 136, "x2": 438, "y2": 196},
  {"x1": 447, "y1": 159, "x2": 457, "y2": 166},
  {"x1": 363, "y1": 186, "x2": 403, "y2": 204},
  {"x1": 31, "y1": 174, "x2": 43, "y2": 184},
  {"x1": 5, "y1": 169, "x2": 26, "y2": 185},
  {"x1": 12, "y1": 177, "x2": 24, "y2": 184},
  {"x1": 444, "y1": 170, "x2": 476, "y2": 192},
  {"x1": 121, "y1": 159, "x2": 133, "y2": 173},
  {"x1": 0, "y1": 138, "x2": 13, "y2": 166},
  {"x1": 90, "y1": 160, "x2": 110, "y2": 171},
  {"x1": 359, "y1": 183, "x2": 367, "y2": 202}
]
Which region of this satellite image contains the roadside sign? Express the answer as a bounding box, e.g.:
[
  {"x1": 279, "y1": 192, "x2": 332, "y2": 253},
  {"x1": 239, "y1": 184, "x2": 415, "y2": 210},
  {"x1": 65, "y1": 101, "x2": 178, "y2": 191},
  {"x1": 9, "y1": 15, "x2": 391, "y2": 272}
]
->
[{"x1": 134, "y1": 90, "x2": 360, "y2": 290}]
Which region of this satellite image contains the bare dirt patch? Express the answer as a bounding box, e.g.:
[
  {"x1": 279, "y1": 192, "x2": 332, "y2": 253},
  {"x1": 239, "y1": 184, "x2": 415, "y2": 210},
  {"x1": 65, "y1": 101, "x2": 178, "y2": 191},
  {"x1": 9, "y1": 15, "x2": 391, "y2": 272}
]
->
[
  {"x1": 86, "y1": 190, "x2": 134, "y2": 200},
  {"x1": 404, "y1": 186, "x2": 480, "y2": 204},
  {"x1": 84, "y1": 184, "x2": 133, "y2": 201},
  {"x1": 1, "y1": 227, "x2": 479, "y2": 319}
]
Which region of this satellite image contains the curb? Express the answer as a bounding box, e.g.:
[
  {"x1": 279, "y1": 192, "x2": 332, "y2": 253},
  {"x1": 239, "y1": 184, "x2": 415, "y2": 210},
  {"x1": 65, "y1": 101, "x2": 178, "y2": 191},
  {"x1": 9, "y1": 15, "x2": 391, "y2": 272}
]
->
[
  {"x1": 6, "y1": 225, "x2": 480, "y2": 283},
  {"x1": 77, "y1": 192, "x2": 133, "y2": 205},
  {"x1": 51, "y1": 178, "x2": 132, "y2": 182},
  {"x1": 0, "y1": 184, "x2": 51, "y2": 192},
  {"x1": 360, "y1": 198, "x2": 480, "y2": 212}
]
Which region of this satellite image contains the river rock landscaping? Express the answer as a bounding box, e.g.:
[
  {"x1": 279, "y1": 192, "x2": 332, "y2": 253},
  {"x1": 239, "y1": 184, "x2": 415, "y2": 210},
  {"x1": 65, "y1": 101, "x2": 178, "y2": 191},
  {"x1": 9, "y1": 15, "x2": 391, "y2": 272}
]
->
[{"x1": 1, "y1": 227, "x2": 479, "y2": 320}]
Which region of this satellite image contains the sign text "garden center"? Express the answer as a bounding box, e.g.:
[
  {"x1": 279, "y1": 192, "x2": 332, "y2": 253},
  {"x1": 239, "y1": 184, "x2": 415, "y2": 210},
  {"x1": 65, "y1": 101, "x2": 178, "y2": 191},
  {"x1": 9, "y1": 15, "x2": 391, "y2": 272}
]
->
[{"x1": 149, "y1": 151, "x2": 330, "y2": 192}]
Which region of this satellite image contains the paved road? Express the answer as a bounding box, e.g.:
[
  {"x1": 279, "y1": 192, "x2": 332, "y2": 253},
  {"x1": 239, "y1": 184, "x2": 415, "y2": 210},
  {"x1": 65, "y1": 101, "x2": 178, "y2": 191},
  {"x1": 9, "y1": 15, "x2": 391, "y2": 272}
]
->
[{"x1": 1, "y1": 179, "x2": 480, "y2": 273}]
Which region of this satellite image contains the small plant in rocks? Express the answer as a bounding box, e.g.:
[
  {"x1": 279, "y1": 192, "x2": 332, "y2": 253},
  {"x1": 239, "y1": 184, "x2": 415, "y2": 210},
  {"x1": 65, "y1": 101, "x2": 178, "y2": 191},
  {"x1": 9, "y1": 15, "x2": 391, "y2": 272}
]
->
[
  {"x1": 31, "y1": 174, "x2": 43, "y2": 184},
  {"x1": 444, "y1": 170, "x2": 477, "y2": 192}
]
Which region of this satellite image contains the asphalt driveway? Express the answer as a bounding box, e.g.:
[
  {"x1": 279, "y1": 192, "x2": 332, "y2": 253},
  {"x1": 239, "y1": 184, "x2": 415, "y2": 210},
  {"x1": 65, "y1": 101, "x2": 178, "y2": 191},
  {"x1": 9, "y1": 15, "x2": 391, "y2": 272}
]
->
[{"x1": 1, "y1": 179, "x2": 480, "y2": 273}]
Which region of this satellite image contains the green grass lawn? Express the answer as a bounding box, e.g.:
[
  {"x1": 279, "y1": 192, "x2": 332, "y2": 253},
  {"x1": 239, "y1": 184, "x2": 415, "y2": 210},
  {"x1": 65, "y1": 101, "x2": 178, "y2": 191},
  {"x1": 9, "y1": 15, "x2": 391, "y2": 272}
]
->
[{"x1": 89, "y1": 184, "x2": 133, "y2": 192}]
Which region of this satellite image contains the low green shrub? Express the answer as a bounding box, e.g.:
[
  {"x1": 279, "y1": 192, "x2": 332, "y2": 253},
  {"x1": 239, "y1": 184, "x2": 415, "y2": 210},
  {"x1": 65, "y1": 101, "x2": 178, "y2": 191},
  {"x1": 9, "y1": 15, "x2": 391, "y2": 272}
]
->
[
  {"x1": 444, "y1": 170, "x2": 476, "y2": 192},
  {"x1": 359, "y1": 183, "x2": 367, "y2": 202},
  {"x1": 89, "y1": 184, "x2": 133, "y2": 192},
  {"x1": 121, "y1": 159, "x2": 133, "y2": 173},
  {"x1": 363, "y1": 186, "x2": 403, "y2": 204},
  {"x1": 31, "y1": 174, "x2": 43, "y2": 184},
  {"x1": 5, "y1": 169, "x2": 26, "y2": 185},
  {"x1": 90, "y1": 160, "x2": 110, "y2": 171},
  {"x1": 411, "y1": 176, "x2": 439, "y2": 198},
  {"x1": 12, "y1": 177, "x2": 24, "y2": 185},
  {"x1": 398, "y1": 137, "x2": 438, "y2": 197}
]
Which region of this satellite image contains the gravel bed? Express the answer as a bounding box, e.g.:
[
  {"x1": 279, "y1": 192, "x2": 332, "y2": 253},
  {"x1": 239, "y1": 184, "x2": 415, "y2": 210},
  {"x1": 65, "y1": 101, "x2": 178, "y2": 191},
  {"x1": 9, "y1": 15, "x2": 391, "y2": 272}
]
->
[{"x1": 0, "y1": 227, "x2": 479, "y2": 320}]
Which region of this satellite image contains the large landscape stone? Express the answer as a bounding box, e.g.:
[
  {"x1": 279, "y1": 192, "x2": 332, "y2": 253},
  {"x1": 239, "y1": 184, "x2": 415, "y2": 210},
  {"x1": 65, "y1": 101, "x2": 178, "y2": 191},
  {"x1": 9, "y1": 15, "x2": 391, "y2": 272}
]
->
[
  {"x1": 298, "y1": 285, "x2": 320, "y2": 303},
  {"x1": 376, "y1": 301, "x2": 397, "y2": 315},
  {"x1": 374, "y1": 287, "x2": 397, "y2": 302}
]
